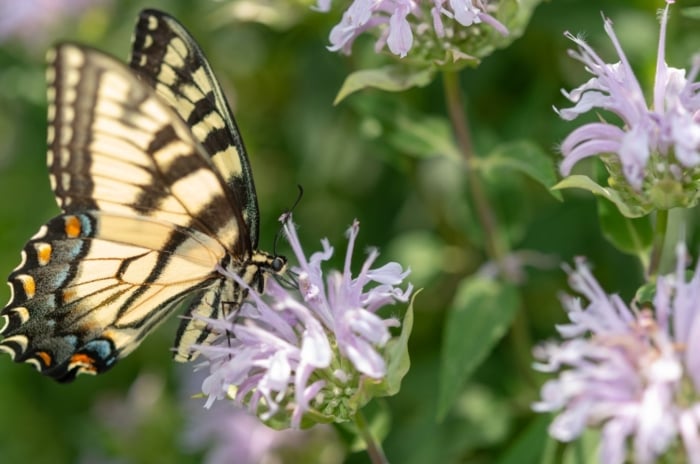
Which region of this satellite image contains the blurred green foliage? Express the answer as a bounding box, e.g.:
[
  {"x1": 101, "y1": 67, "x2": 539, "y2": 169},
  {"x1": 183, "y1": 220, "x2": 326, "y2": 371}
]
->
[{"x1": 1, "y1": 0, "x2": 700, "y2": 462}]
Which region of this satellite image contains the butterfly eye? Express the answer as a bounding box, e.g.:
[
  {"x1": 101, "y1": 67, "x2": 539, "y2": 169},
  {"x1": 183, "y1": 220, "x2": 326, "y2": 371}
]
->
[{"x1": 270, "y1": 256, "x2": 287, "y2": 273}]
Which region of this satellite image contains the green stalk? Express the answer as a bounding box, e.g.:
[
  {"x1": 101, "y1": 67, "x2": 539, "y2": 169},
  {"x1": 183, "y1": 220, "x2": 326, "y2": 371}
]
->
[
  {"x1": 354, "y1": 409, "x2": 389, "y2": 464},
  {"x1": 647, "y1": 209, "x2": 669, "y2": 280},
  {"x1": 442, "y1": 70, "x2": 534, "y2": 386},
  {"x1": 441, "y1": 70, "x2": 508, "y2": 272}
]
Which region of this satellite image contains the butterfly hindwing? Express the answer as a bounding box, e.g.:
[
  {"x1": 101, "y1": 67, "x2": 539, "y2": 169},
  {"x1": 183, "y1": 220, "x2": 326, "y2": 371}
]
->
[
  {"x1": 130, "y1": 9, "x2": 260, "y2": 248},
  {"x1": 1, "y1": 211, "x2": 227, "y2": 381},
  {"x1": 173, "y1": 278, "x2": 233, "y2": 362},
  {"x1": 172, "y1": 250, "x2": 274, "y2": 362}
]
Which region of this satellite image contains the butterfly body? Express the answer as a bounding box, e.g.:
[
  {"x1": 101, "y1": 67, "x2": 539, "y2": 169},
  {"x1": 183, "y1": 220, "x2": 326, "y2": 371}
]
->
[{"x1": 0, "y1": 10, "x2": 284, "y2": 382}]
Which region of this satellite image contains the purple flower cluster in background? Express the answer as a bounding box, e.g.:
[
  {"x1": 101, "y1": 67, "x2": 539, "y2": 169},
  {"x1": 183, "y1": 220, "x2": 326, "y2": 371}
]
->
[
  {"x1": 316, "y1": 0, "x2": 507, "y2": 57},
  {"x1": 0, "y1": 0, "x2": 106, "y2": 45},
  {"x1": 183, "y1": 381, "x2": 341, "y2": 464},
  {"x1": 533, "y1": 244, "x2": 700, "y2": 464}
]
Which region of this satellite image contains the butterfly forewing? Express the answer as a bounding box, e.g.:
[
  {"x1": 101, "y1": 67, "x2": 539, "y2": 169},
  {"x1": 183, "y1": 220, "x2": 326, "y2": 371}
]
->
[
  {"x1": 47, "y1": 44, "x2": 249, "y2": 256},
  {"x1": 130, "y1": 9, "x2": 260, "y2": 248}
]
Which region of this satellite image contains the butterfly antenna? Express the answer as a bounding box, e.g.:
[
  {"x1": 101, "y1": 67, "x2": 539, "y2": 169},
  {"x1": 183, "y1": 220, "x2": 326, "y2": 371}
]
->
[{"x1": 273, "y1": 185, "x2": 304, "y2": 256}]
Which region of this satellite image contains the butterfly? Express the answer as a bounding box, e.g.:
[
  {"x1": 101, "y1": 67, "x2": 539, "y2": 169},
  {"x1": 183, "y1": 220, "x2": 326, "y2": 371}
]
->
[{"x1": 0, "y1": 9, "x2": 286, "y2": 382}]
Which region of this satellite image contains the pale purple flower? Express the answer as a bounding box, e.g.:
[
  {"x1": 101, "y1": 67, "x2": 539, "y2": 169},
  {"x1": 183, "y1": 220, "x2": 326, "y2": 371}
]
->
[
  {"x1": 533, "y1": 244, "x2": 700, "y2": 464},
  {"x1": 186, "y1": 405, "x2": 302, "y2": 464},
  {"x1": 0, "y1": 0, "x2": 107, "y2": 46},
  {"x1": 182, "y1": 370, "x2": 341, "y2": 464},
  {"x1": 185, "y1": 404, "x2": 343, "y2": 464},
  {"x1": 557, "y1": 1, "x2": 700, "y2": 192},
  {"x1": 192, "y1": 217, "x2": 412, "y2": 428},
  {"x1": 321, "y1": 0, "x2": 507, "y2": 58}
]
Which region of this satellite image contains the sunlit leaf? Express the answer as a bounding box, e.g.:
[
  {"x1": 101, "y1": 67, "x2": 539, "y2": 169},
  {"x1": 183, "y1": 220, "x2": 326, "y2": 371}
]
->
[
  {"x1": 438, "y1": 276, "x2": 518, "y2": 420},
  {"x1": 334, "y1": 65, "x2": 434, "y2": 104},
  {"x1": 484, "y1": 140, "x2": 562, "y2": 201},
  {"x1": 388, "y1": 114, "x2": 461, "y2": 160},
  {"x1": 384, "y1": 294, "x2": 415, "y2": 396},
  {"x1": 552, "y1": 175, "x2": 650, "y2": 217},
  {"x1": 681, "y1": 6, "x2": 700, "y2": 19}
]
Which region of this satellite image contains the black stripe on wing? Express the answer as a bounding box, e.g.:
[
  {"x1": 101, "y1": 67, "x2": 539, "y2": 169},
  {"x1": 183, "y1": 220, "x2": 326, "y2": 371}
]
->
[
  {"x1": 130, "y1": 9, "x2": 260, "y2": 248},
  {"x1": 46, "y1": 43, "x2": 252, "y2": 257}
]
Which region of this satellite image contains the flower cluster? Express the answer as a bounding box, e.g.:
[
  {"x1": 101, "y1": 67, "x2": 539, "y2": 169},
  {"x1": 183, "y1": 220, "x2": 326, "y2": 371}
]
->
[
  {"x1": 0, "y1": 0, "x2": 107, "y2": 46},
  {"x1": 182, "y1": 379, "x2": 341, "y2": 464},
  {"x1": 192, "y1": 217, "x2": 413, "y2": 429},
  {"x1": 316, "y1": 0, "x2": 508, "y2": 59},
  {"x1": 557, "y1": 1, "x2": 700, "y2": 214},
  {"x1": 533, "y1": 244, "x2": 700, "y2": 464}
]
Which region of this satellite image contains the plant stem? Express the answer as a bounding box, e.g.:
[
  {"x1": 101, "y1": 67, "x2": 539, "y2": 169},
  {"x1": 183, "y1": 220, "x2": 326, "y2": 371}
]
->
[
  {"x1": 509, "y1": 300, "x2": 538, "y2": 388},
  {"x1": 354, "y1": 409, "x2": 389, "y2": 464},
  {"x1": 647, "y1": 209, "x2": 669, "y2": 280},
  {"x1": 442, "y1": 70, "x2": 508, "y2": 273},
  {"x1": 442, "y1": 71, "x2": 538, "y2": 378}
]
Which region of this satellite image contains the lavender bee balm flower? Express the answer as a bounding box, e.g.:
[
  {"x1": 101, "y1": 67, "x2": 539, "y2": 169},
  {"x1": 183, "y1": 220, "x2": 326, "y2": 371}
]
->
[
  {"x1": 193, "y1": 217, "x2": 414, "y2": 429},
  {"x1": 533, "y1": 245, "x2": 700, "y2": 464},
  {"x1": 556, "y1": 1, "x2": 700, "y2": 215}
]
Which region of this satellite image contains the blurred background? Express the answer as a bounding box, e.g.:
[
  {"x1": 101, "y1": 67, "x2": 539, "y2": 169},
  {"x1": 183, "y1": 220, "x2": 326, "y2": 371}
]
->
[{"x1": 0, "y1": 0, "x2": 699, "y2": 462}]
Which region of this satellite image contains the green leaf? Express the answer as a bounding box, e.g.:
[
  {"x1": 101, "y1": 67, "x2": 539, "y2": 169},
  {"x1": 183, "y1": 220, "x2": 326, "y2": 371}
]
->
[
  {"x1": 437, "y1": 277, "x2": 518, "y2": 420},
  {"x1": 541, "y1": 430, "x2": 601, "y2": 464},
  {"x1": 483, "y1": 140, "x2": 562, "y2": 201},
  {"x1": 334, "y1": 65, "x2": 434, "y2": 104},
  {"x1": 597, "y1": 197, "x2": 653, "y2": 257},
  {"x1": 387, "y1": 232, "x2": 449, "y2": 286},
  {"x1": 388, "y1": 114, "x2": 461, "y2": 160},
  {"x1": 383, "y1": 292, "x2": 415, "y2": 396},
  {"x1": 496, "y1": 414, "x2": 550, "y2": 464},
  {"x1": 335, "y1": 297, "x2": 413, "y2": 449},
  {"x1": 681, "y1": 6, "x2": 700, "y2": 19},
  {"x1": 635, "y1": 281, "x2": 657, "y2": 306},
  {"x1": 385, "y1": 362, "x2": 512, "y2": 464},
  {"x1": 501, "y1": 0, "x2": 546, "y2": 38},
  {"x1": 552, "y1": 175, "x2": 650, "y2": 218},
  {"x1": 452, "y1": 384, "x2": 511, "y2": 448},
  {"x1": 355, "y1": 292, "x2": 416, "y2": 411}
]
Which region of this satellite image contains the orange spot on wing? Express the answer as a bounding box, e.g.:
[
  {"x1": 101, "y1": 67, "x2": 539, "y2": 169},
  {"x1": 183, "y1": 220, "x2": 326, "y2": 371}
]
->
[
  {"x1": 19, "y1": 275, "x2": 36, "y2": 299},
  {"x1": 69, "y1": 353, "x2": 96, "y2": 373},
  {"x1": 36, "y1": 351, "x2": 52, "y2": 366},
  {"x1": 62, "y1": 288, "x2": 77, "y2": 303},
  {"x1": 65, "y1": 215, "x2": 81, "y2": 238},
  {"x1": 36, "y1": 243, "x2": 52, "y2": 266}
]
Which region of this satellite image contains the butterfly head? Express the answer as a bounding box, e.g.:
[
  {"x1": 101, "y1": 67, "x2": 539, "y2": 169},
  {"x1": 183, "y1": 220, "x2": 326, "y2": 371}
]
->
[
  {"x1": 246, "y1": 251, "x2": 287, "y2": 293},
  {"x1": 255, "y1": 251, "x2": 287, "y2": 276}
]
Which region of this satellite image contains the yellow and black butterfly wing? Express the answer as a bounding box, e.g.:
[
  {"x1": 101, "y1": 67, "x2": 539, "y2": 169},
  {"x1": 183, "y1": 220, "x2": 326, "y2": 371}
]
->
[
  {"x1": 129, "y1": 9, "x2": 260, "y2": 248},
  {"x1": 130, "y1": 10, "x2": 281, "y2": 361},
  {"x1": 47, "y1": 43, "x2": 250, "y2": 256},
  {"x1": 0, "y1": 43, "x2": 247, "y2": 381},
  {"x1": 1, "y1": 212, "x2": 227, "y2": 382}
]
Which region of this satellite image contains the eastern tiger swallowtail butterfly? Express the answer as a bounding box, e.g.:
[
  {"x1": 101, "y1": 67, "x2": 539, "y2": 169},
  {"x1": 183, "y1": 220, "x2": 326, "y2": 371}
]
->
[{"x1": 0, "y1": 9, "x2": 286, "y2": 382}]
